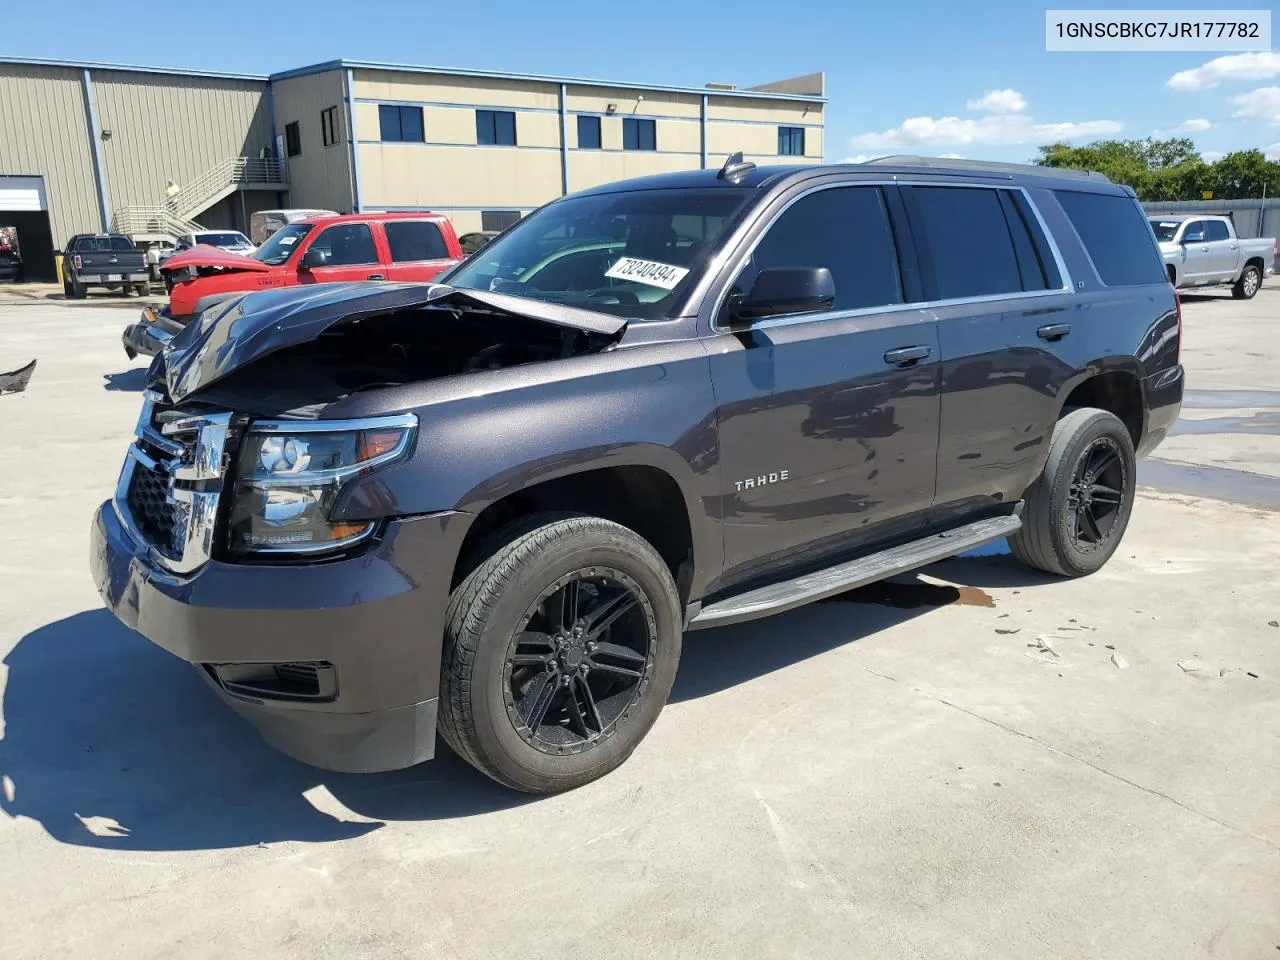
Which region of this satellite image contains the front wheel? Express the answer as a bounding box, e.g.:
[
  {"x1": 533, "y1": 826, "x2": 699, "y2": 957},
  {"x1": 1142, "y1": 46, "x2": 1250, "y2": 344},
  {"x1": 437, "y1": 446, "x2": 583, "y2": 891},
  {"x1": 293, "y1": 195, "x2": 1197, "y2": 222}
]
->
[
  {"x1": 439, "y1": 513, "x2": 682, "y2": 793},
  {"x1": 1010, "y1": 408, "x2": 1137, "y2": 577},
  {"x1": 1233, "y1": 264, "x2": 1261, "y2": 300}
]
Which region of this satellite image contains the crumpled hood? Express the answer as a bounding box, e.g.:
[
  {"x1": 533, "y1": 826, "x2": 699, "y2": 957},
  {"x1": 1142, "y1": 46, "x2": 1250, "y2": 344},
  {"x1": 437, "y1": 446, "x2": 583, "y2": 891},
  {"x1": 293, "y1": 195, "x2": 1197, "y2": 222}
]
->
[
  {"x1": 162, "y1": 244, "x2": 270, "y2": 273},
  {"x1": 159, "y1": 281, "x2": 629, "y2": 402}
]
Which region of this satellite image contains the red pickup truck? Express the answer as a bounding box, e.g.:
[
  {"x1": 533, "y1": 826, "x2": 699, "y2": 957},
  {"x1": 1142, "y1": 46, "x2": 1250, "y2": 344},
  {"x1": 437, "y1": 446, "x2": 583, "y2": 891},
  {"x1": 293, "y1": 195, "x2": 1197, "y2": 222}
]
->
[{"x1": 124, "y1": 212, "x2": 463, "y2": 358}]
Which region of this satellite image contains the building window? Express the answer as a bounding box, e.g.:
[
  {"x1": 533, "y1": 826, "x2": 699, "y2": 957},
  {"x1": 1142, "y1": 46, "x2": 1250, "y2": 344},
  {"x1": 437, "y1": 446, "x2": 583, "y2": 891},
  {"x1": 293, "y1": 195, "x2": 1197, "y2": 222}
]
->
[
  {"x1": 379, "y1": 104, "x2": 424, "y2": 143},
  {"x1": 577, "y1": 115, "x2": 601, "y2": 150},
  {"x1": 285, "y1": 121, "x2": 302, "y2": 157},
  {"x1": 778, "y1": 126, "x2": 805, "y2": 156},
  {"x1": 481, "y1": 210, "x2": 521, "y2": 232},
  {"x1": 476, "y1": 110, "x2": 517, "y2": 146},
  {"x1": 623, "y1": 117, "x2": 656, "y2": 151},
  {"x1": 321, "y1": 106, "x2": 339, "y2": 147}
]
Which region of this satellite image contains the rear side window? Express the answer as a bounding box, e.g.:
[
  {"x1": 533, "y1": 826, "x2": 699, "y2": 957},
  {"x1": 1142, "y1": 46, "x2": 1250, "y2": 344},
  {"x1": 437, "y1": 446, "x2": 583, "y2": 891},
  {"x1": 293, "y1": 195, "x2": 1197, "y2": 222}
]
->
[
  {"x1": 907, "y1": 186, "x2": 1022, "y2": 299},
  {"x1": 384, "y1": 221, "x2": 449, "y2": 261},
  {"x1": 1205, "y1": 220, "x2": 1230, "y2": 241},
  {"x1": 737, "y1": 185, "x2": 903, "y2": 312},
  {"x1": 1054, "y1": 190, "x2": 1166, "y2": 286}
]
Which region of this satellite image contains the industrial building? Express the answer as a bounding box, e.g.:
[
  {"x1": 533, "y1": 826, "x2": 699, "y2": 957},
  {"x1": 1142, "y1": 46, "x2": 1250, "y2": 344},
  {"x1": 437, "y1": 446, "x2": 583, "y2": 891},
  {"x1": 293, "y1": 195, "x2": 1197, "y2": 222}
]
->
[{"x1": 0, "y1": 57, "x2": 825, "y2": 280}]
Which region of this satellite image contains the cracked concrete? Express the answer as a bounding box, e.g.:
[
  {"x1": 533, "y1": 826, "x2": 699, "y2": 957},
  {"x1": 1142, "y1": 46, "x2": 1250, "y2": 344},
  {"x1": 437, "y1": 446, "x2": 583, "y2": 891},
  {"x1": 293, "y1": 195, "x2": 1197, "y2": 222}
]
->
[{"x1": 0, "y1": 289, "x2": 1278, "y2": 959}]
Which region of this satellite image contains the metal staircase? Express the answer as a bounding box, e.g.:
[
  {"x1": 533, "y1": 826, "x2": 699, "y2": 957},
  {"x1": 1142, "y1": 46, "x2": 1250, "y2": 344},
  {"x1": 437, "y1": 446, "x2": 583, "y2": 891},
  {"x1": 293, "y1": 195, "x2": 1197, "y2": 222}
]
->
[{"x1": 113, "y1": 157, "x2": 288, "y2": 239}]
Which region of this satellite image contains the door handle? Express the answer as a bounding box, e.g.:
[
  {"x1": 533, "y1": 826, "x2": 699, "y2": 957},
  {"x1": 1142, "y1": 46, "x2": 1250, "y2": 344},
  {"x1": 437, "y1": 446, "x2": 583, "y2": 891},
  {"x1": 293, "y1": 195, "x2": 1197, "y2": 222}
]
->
[
  {"x1": 1037, "y1": 323, "x2": 1072, "y2": 341},
  {"x1": 883, "y1": 345, "x2": 932, "y2": 367},
  {"x1": 368, "y1": 273, "x2": 386, "y2": 280}
]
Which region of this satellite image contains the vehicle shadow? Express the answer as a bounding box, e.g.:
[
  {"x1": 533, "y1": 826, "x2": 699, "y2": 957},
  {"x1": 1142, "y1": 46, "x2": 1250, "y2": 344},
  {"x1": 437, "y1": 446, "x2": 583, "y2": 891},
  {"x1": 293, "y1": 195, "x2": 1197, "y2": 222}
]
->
[
  {"x1": 103, "y1": 369, "x2": 148, "y2": 391},
  {"x1": 0, "y1": 557, "x2": 1058, "y2": 852}
]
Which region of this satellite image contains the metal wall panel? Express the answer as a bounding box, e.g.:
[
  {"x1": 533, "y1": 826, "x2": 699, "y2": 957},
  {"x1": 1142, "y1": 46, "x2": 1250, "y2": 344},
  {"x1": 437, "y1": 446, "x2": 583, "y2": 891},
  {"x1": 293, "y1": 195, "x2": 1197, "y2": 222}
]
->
[
  {"x1": 92, "y1": 70, "x2": 271, "y2": 213},
  {"x1": 270, "y1": 70, "x2": 354, "y2": 212},
  {"x1": 0, "y1": 64, "x2": 101, "y2": 244}
]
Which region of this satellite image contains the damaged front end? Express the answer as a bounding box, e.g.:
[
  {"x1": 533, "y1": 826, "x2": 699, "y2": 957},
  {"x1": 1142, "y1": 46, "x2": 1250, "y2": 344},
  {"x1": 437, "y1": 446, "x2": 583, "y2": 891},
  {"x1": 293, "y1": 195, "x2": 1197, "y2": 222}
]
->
[{"x1": 121, "y1": 282, "x2": 626, "y2": 570}]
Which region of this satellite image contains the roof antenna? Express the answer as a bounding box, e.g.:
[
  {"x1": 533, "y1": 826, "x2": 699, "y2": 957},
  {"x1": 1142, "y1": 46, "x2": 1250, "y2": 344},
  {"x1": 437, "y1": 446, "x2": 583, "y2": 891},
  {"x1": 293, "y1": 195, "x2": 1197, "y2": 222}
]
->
[{"x1": 718, "y1": 151, "x2": 756, "y2": 183}]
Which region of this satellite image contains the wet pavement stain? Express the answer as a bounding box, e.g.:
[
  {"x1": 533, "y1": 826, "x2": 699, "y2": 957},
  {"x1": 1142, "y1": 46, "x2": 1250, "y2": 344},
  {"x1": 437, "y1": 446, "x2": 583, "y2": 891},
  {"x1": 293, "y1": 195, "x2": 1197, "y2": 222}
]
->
[
  {"x1": 820, "y1": 579, "x2": 996, "y2": 609},
  {"x1": 1171, "y1": 411, "x2": 1280, "y2": 436},
  {"x1": 1139, "y1": 459, "x2": 1280, "y2": 509},
  {"x1": 1180, "y1": 389, "x2": 1280, "y2": 410}
]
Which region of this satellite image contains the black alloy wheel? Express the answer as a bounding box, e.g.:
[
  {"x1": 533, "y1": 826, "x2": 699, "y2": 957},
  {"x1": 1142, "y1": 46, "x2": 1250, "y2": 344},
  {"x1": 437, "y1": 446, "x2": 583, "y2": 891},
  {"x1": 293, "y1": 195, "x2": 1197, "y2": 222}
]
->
[
  {"x1": 1066, "y1": 436, "x2": 1126, "y2": 550},
  {"x1": 504, "y1": 569, "x2": 654, "y2": 755}
]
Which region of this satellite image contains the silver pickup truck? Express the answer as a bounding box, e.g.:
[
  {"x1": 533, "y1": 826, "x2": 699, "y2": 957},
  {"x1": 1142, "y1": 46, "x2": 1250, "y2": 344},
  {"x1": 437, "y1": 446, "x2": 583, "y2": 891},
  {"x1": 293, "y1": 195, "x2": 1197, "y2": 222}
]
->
[{"x1": 1150, "y1": 215, "x2": 1275, "y2": 299}]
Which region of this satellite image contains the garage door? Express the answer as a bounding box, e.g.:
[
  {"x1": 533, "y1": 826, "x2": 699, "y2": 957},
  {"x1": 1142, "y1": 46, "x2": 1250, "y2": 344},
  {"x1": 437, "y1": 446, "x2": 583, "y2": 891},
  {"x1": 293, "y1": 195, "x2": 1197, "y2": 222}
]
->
[{"x1": 0, "y1": 176, "x2": 48, "y2": 211}]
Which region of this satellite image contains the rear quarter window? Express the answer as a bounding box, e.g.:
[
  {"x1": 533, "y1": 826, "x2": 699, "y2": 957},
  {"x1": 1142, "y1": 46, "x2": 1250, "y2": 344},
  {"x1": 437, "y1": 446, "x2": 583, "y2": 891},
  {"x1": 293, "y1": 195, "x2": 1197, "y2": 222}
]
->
[{"x1": 1054, "y1": 190, "x2": 1166, "y2": 286}]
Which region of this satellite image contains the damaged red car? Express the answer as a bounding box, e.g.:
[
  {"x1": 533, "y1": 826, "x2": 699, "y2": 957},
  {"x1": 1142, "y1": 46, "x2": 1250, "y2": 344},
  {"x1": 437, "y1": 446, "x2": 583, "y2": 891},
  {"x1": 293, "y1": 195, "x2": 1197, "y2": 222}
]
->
[{"x1": 123, "y1": 212, "x2": 464, "y2": 358}]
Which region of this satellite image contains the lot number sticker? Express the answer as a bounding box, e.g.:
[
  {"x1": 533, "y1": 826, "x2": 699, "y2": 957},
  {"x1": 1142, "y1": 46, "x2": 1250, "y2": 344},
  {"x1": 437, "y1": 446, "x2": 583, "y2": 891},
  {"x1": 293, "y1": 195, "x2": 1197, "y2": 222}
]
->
[{"x1": 605, "y1": 256, "x2": 690, "y2": 290}]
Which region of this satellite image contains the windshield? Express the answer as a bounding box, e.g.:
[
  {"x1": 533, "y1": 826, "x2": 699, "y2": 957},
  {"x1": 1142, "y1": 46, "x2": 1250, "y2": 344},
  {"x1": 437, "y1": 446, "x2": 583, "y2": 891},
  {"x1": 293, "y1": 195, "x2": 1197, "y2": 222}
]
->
[
  {"x1": 442, "y1": 188, "x2": 754, "y2": 319},
  {"x1": 199, "y1": 232, "x2": 251, "y2": 247},
  {"x1": 252, "y1": 223, "x2": 314, "y2": 266},
  {"x1": 1149, "y1": 220, "x2": 1182, "y2": 242}
]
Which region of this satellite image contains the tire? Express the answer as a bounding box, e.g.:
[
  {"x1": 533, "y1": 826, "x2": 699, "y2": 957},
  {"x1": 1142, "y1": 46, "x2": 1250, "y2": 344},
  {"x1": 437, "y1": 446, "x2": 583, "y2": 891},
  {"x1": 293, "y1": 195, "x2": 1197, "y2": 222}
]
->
[
  {"x1": 1233, "y1": 263, "x2": 1261, "y2": 300},
  {"x1": 1166, "y1": 264, "x2": 1177, "y2": 286},
  {"x1": 439, "y1": 513, "x2": 682, "y2": 793},
  {"x1": 63, "y1": 279, "x2": 73, "y2": 298},
  {"x1": 1010, "y1": 407, "x2": 1137, "y2": 578},
  {"x1": 133, "y1": 282, "x2": 149, "y2": 297},
  {"x1": 69, "y1": 278, "x2": 86, "y2": 299}
]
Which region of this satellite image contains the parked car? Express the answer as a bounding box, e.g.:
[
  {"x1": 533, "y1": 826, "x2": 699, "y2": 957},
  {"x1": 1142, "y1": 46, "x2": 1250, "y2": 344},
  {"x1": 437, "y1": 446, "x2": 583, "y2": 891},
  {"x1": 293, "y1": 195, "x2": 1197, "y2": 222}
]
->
[
  {"x1": 0, "y1": 248, "x2": 21, "y2": 283},
  {"x1": 250, "y1": 208, "x2": 338, "y2": 246},
  {"x1": 459, "y1": 230, "x2": 499, "y2": 256},
  {"x1": 122, "y1": 213, "x2": 464, "y2": 358},
  {"x1": 174, "y1": 230, "x2": 256, "y2": 257},
  {"x1": 63, "y1": 234, "x2": 149, "y2": 298},
  {"x1": 1149, "y1": 215, "x2": 1276, "y2": 298},
  {"x1": 93, "y1": 155, "x2": 1183, "y2": 793}
]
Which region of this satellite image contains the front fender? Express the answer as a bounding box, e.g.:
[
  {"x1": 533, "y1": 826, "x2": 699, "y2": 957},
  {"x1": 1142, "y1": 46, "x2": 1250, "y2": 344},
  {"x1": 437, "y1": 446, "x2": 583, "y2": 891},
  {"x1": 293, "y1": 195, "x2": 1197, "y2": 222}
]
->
[{"x1": 330, "y1": 339, "x2": 724, "y2": 591}]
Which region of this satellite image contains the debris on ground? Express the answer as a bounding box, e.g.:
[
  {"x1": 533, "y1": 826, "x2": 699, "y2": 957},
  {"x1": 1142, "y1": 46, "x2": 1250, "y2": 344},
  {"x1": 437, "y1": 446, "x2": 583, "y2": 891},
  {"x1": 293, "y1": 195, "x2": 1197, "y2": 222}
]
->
[
  {"x1": 1269, "y1": 621, "x2": 1278, "y2": 628},
  {"x1": 1111, "y1": 653, "x2": 1129, "y2": 669},
  {"x1": 0, "y1": 358, "x2": 36, "y2": 394},
  {"x1": 1177, "y1": 658, "x2": 1205, "y2": 675},
  {"x1": 1027, "y1": 636, "x2": 1062, "y2": 659},
  {"x1": 995, "y1": 627, "x2": 1021, "y2": 635}
]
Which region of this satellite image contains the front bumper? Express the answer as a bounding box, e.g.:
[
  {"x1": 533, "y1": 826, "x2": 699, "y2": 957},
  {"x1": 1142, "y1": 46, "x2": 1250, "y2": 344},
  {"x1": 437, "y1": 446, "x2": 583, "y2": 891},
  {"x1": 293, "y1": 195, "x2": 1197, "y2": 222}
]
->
[
  {"x1": 90, "y1": 501, "x2": 470, "y2": 772},
  {"x1": 122, "y1": 307, "x2": 185, "y2": 359}
]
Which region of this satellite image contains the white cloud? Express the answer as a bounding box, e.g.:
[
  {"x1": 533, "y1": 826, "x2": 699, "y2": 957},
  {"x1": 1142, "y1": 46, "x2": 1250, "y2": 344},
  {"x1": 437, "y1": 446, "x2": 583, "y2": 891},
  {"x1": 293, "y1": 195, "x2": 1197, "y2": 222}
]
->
[
  {"x1": 850, "y1": 113, "x2": 1122, "y2": 151},
  {"x1": 939, "y1": 152, "x2": 965, "y2": 159},
  {"x1": 1168, "y1": 52, "x2": 1280, "y2": 91},
  {"x1": 843, "y1": 154, "x2": 873, "y2": 164},
  {"x1": 1175, "y1": 118, "x2": 1212, "y2": 133},
  {"x1": 1199, "y1": 151, "x2": 1225, "y2": 162},
  {"x1": 965, "y1": 89, "x2": 1027, "y2": 114},
  {"x1": 1231, "y1": 86, "x2": 1280, "y2": 124},
  {"x1": 1265, "y1": 143, "x2": 1280, "y2": 160}
]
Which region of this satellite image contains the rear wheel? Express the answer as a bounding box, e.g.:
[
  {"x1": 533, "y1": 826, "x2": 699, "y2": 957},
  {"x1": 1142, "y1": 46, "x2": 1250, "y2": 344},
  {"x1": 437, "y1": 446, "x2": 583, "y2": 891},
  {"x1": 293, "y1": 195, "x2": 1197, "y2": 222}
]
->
[
  {"x1": 1233, "y1": 264, "x2": 1261, "y2": 300},
  {"x1": 1010, "y1": 408, "x2": 1136, "y2": 577},
  {"x1": 439, "y1": 513, "x2": 682, "y2": 793},
  {"x1": 133, "y1": 281, "x2": 149, "y2": 296},
  {"x1": 69, "y1": 278, "x2": 86, "y2": 299}
]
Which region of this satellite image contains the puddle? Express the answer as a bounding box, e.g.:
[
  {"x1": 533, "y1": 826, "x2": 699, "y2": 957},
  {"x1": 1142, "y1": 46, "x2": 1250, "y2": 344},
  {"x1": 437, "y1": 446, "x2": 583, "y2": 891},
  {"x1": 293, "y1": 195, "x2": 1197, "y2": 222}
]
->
[
  {"x1": 1138, "y1": 459, "x2": 1280, "y2": 509},
  {"x1": 1181, "y1": 389, "x2": 1280, "y2": 410},
  {"x1": 1171, "y1": 412, "x2": 1280, "y2": 436},
  {"x1": 820, "y1": 579, "x2": 996, "y2": 609}
]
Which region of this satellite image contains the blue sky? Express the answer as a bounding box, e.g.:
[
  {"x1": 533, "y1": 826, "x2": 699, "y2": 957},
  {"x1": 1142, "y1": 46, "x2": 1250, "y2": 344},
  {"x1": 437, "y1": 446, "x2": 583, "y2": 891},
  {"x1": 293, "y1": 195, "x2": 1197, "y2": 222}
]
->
[{"x1": 5, "y1": 0, "x2": 1279, "y2": 162}]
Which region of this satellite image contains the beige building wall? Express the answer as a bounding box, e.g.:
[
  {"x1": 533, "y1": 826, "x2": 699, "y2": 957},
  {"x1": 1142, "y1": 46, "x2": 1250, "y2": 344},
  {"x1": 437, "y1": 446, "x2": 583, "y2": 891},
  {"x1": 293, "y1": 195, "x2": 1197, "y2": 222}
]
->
[
  {"x1": 354, "y1": 70, "x2": 559, "y2": 110},
  {"x1": 357, "y1": 144, "x2": 563, "y2": 210},
  {"x1": 568, "y1": 151, "x2": 714, "y2": 192},
  {"x1": 565, "y1": 86, "x2": 702, "y2": 119},
  {"x1": 272, "y1": 69, "x2": 354, "y2": 212},
  {"x1": 0, "y1": 63, "x2": 102, "y2": 242},
  {"x1": 93, "y1": 70, "x2": 271, "y2": 214}
]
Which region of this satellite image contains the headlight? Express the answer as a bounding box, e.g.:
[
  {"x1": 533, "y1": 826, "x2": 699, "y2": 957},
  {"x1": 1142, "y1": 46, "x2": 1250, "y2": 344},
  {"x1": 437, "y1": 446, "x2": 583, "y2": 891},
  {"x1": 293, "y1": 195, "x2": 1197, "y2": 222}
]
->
[{"x1": 225, "y1": 414, "x2": 417, "y2": 556}]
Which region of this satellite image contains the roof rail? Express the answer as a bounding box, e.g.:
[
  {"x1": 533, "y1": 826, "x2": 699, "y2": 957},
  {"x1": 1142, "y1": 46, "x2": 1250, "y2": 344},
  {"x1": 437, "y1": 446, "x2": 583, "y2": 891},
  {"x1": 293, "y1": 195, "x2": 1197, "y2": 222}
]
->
[{"x1": 861, "y1": 155, "x2": 1111, "y2": 183}]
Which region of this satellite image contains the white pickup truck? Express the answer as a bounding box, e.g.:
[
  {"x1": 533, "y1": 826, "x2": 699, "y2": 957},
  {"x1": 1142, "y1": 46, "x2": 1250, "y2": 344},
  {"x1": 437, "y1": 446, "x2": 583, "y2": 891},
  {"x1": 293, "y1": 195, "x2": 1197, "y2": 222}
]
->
[{"x1": 1150, "y1": 215, "x2": 1276, "y2": 299}]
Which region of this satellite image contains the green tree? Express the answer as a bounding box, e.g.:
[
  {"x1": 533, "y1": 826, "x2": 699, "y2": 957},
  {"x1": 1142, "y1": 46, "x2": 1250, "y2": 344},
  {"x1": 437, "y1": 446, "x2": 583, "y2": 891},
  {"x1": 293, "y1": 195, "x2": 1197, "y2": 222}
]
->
[{"x1": 1035, "y1": 137, "x2": 1280, "y2": 201}]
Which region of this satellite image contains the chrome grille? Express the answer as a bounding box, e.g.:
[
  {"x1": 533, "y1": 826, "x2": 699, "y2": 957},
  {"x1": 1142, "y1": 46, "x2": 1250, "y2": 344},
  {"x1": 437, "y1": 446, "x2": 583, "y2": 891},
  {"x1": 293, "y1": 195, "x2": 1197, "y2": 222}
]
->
[{"x1": 113, "y1": 390, "x2": 232, "y2": 574}]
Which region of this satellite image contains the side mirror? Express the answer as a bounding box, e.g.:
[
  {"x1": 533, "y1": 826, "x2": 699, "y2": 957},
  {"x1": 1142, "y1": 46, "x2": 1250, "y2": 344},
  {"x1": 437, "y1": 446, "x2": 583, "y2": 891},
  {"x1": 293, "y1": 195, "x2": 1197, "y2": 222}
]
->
[
  {"x1": 730, "y1": 267, "x2": 835, "y2": 325},
  {"x1": 1182, "y1": 230, "x2": 1206, "y2": 244},
  {"x1": 300, "y1": 247, "x2": 328, "y2": 270}
]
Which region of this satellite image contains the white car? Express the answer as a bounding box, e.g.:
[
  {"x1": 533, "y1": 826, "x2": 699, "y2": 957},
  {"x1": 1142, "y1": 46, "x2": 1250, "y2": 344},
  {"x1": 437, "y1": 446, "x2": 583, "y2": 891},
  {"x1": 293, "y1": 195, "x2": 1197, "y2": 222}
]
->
[{"x1": 163, "y1": 230, "x2": 257, "y2": 262}]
